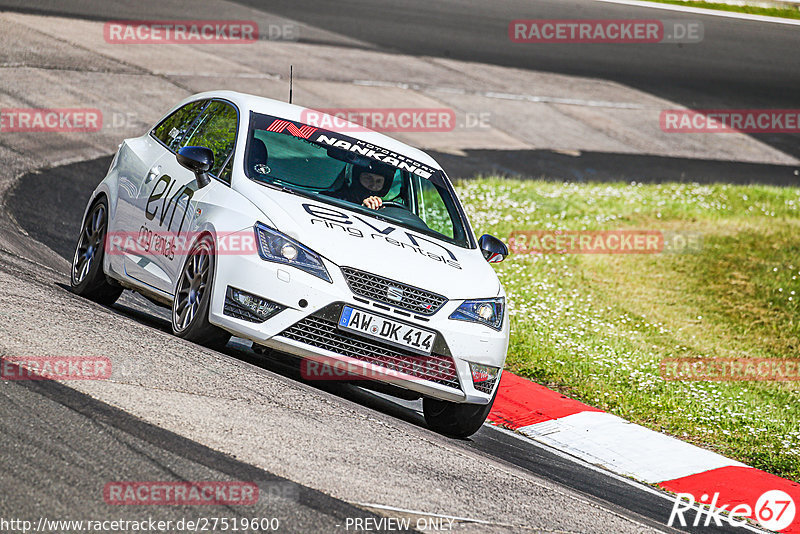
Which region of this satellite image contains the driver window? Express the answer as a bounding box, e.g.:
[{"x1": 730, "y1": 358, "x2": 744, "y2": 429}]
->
[
  {"x1": 181, "y1": 101, "x2": 238, "y2": 181},
  {"x1": 151, "y1": 99, "x2": 208, "y2": 151}
]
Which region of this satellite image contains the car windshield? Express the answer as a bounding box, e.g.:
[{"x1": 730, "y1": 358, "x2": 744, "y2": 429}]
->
[{"x1": 244, "y1": 112, "x2": 472, "y2": 248}]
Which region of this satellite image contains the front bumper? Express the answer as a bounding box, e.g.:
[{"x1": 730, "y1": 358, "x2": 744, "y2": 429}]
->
[{"x1": 209, "y1": 249, "x2": 509, "y2": 404}]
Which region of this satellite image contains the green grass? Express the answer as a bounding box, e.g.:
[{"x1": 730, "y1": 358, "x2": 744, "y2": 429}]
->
[
  {"x1": 455, "y1": 178, "x2": 800, "y2": 481},
  {"x1": 636, "y1": 0, "x2": 800, "y2": 19}
]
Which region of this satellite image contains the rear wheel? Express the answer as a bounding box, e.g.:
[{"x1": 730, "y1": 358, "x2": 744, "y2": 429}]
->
[
  {"x1": 70, "y1": 197, "x2": 122, "y2": 305},
  {"x1": 423, "y1": 389, "x2": 497, "y2": 439},
  {"x1": 171, "y1": 235, "x2": 230, "y2": 349}
]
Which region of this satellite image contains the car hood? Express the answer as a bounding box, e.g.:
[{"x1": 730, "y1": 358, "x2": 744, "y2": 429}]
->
[{"x1": 237, "y1": 181, "x2": 501, "y2": 300}]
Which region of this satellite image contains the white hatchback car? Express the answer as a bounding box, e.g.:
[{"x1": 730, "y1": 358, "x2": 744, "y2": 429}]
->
[{"x1": 71, "y1": 91, "x2": 509, "y2": 437}]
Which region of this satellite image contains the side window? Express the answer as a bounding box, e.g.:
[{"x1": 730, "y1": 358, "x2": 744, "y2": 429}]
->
[
  {"x1": 414, "y1": 176, "x2": 455, "y2": 239},
  {"x1": 181, "y1": 101, "x2": 238, "y2": 179},
  {"x1": 151, "y1": 100, "x2": 208, "y2": 151}
]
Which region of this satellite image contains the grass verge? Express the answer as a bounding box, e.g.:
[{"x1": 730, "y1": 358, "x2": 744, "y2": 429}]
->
[
  {"x1": 455, "y1": 178, "x2": 800, "y2": 481},
  {"x1": 634, "y1": 0, "x2": 800, "y2": 20}
]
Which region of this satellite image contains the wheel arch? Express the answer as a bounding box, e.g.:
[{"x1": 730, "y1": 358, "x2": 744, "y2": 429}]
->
[{"x1": 171, "y1": 225, "x2": 219, "y2": 296}]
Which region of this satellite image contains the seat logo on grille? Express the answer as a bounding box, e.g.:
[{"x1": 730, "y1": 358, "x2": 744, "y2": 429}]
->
[{"x1": 386, "y1": 286, "x2": 404, "y2": 302}]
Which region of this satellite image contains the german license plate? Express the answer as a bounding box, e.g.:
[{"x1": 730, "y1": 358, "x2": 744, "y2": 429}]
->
[{"x1": 338, "y1": 305, "x2": 435, "y2": 356}]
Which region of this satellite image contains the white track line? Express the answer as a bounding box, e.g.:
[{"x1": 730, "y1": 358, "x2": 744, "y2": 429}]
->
[
  {"x1": 518, "y1": 412, "x2": 745, "y2": 483},
  {"x1": 594, "y1": 0, "x2": 800, "y2": 26}
]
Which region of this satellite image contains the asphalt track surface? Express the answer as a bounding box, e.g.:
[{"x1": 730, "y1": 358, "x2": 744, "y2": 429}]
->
[
  {"x1": 3, "y1": 0, "x2": 799, "y2": 161},
  {"x1": 4, "y1": 156, "x2": 751, "y2": 533},
  {"x1": 0, "y1": 362, "x2": 406, "y2": 533}
]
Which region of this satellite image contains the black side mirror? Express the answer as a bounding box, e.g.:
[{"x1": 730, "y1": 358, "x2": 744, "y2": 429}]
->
[
  {"x1": 478, "y1": 234, "x2": 509, "y2": 264},
  {"x1": 177, "y1": 146, "x2": 214, "y2": 188}
]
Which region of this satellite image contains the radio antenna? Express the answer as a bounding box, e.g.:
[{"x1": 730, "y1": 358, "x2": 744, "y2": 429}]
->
[{"x1": 289, "y1": 65, "x2": 293, "y2": 104}]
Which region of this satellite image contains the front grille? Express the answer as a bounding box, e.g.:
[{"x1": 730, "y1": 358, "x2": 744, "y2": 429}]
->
[
  {"x1": 280, "y1": 315, "x2": 460, "y2": 390},
  {"x1": 340, "y1": 267, "x2": 447, "y2": 316}
]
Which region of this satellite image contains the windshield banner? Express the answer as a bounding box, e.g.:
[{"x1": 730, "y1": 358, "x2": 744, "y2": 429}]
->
[{"x1": 251, "y1": 112, "x2": 442, "y2": 184}]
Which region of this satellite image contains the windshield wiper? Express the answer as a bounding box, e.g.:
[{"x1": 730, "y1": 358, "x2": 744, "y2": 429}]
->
[{"x1": 251, "y1": 175, "x2": 295, "y2": 194}]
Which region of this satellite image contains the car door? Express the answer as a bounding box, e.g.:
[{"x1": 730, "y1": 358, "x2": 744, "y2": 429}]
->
[
  {"x1": 131, "y1": 100, "x2": 239, "y2": 295},
  {"x1": 119, "y1": 99, "x2": 209, "y2": 290}
]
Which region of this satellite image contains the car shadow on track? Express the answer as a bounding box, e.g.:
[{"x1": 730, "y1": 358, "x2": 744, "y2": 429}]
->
[
  {"x1": 56, "y1": 282, "x2": 431, "y2": 433},
  {"x1": 232, "y1": 344, "x2": 429, "y2": 429}
]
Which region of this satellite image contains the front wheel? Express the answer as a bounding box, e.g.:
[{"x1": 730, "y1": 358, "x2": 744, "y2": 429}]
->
[
  {"x1": 423, "y1": 389, "x2": 498, "y2": 439},
  {"x1": 171, "y1": 235, "x2": 230, "y2": 349},
  {"x1": 70, "y1": 197, "x2": 122, "y2": 305}
]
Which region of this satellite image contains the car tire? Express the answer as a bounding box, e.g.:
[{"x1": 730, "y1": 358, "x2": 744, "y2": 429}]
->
[
  {"x1": 70, "y1": 196, "x2": 123, "y2": 305},
  {"x1": 423, "y1": 388, "x2": 498, "y2": 439},
  {"x1": 171, "y1": 235, "x2": 230, "y2": 349}
]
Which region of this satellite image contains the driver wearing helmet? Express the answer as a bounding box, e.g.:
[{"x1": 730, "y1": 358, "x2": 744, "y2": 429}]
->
[{"x1": 327, "y1": 165, "x2": 393, "y2": 210}]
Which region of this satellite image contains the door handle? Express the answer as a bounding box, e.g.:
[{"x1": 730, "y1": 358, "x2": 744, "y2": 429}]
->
[{"x1": 145, "y1": 165, "x2": 162, "y2": 184}]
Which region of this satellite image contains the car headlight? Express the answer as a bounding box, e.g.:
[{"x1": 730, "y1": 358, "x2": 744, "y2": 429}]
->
[
  {"x1": 449, "y1": 297, "x2": 504, "y2": 330},
  {"x1": 254, "y1": 223, "x2": 332, "y2": 283}
]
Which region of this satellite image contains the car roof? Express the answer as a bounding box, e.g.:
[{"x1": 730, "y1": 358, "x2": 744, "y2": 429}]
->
[{"x1": 184, "y1": 90, "x2": 444, "y2": 172}]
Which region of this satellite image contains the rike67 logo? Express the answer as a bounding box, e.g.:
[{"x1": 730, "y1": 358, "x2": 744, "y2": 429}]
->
[{"x1": 669, "y1": 490, "x2": 796, "y2": 531}]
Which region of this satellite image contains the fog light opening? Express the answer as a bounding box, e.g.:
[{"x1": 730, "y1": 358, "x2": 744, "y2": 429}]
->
[
  {"x1": 224, "y1": 287, "x2": 284, "y2": 323},
  {"x1": 469, "y1": 363, "x2": 500, "y2": 394}
]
